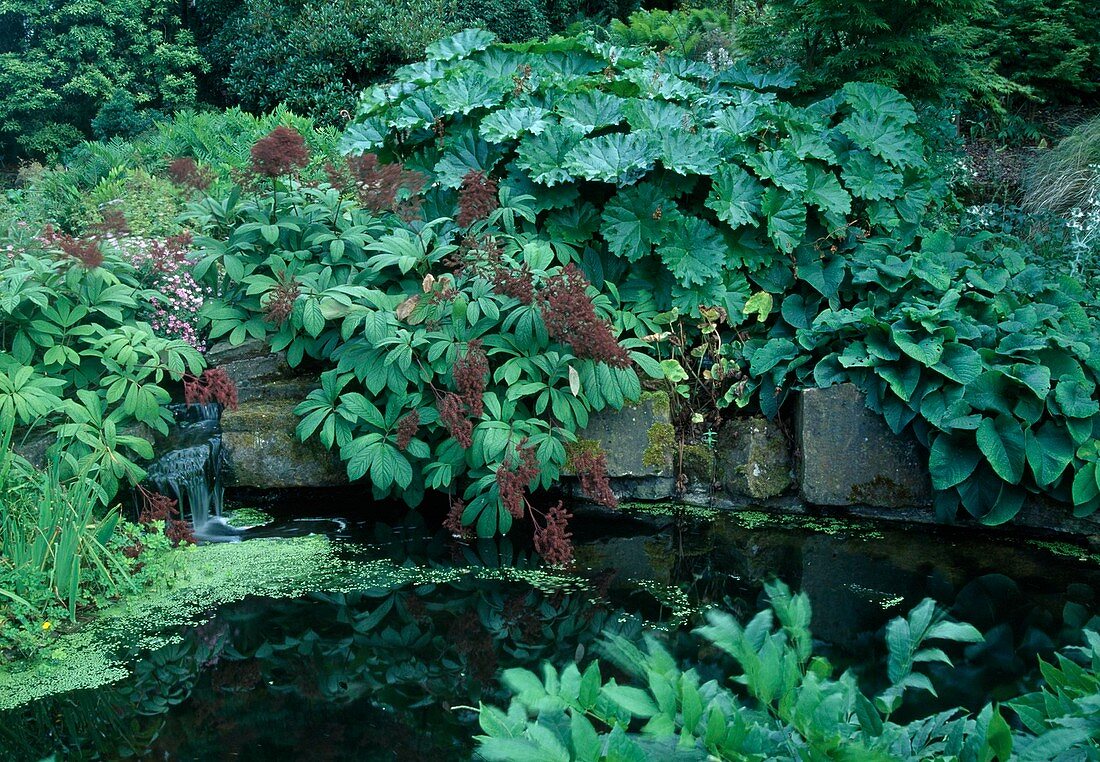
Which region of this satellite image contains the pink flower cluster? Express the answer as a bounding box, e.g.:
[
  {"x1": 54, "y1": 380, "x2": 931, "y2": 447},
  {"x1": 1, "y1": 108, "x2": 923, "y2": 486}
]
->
[{"x1": 108, "y1": 231, "x2": 210, "y2": 351}]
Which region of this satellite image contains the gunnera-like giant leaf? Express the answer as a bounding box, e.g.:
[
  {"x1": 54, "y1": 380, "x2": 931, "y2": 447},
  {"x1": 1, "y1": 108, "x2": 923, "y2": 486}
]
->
[
  {"x1": 601, "y1": 182, "x2": 678, "y2": 261},
  {"x1": 425, "y1": 29, "x2": 496, "y2": 62},
  {"x1": 515, "y1": 123, "x2": 585, "y2": 186},
  {"x1": 563, "y1": 133, "x2": 659, "y2": 186},
  {"x1": 705, "y1": 164, "x2": 764, "y2": 228},
  {"x1": 657, "y1": 215, "x2": 726, "y2": 287}
]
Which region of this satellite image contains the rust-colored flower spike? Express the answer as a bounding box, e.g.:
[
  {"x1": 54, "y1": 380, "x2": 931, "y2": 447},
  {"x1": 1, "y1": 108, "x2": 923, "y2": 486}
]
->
[
  {"x1": 534, "y1": 502, "x2": 574, "y2": 566},
  {"x1": 183, "y1": 367, "x2": 239, "y2": 411},
  {"x1": 457, "y1": 169, "x2": 499, "y2": 227},
  {"x1": 167, "y1": 157, "x2": 212, "y2": 191},
  {"x1": 539, "y1": 265, "x2": 631, "y2": 368},
  {"x1": 250, "y1": 126, "x2": 310, "y2": 179}
]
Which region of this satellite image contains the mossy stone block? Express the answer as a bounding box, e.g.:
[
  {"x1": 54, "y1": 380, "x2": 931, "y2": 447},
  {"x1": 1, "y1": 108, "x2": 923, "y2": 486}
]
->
[
  {"x1": 718, "y1": 417, "x2": 791, "y2": 499},
  {"x1": 797, "y1": 384, "x2": 931, "y2": 508},
  {"x1": 221, "y1": 393, "x2": 347, "y2": 488}
]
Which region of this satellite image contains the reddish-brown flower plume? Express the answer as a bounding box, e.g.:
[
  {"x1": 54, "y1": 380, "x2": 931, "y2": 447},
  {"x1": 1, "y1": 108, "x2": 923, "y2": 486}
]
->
[
  {"x1": 41, "y1": 227, "x2": 104, "y2": 269},
  {"x1": 395, "y1": 411, "x2": 420, "y2": 451},
  {"x1": 263, "y1": 273, "x2": 300, "y2": 326},
  {"x1": 539, "y1": 265, "x2": 630, "y2": 368},
  {"x1": 183, "y1": 367, "x2": 239, "y2": 410},
  {"x1": 250, "y1": 126, "x2": 310, "y2": 179},
  {"x1": 137, "y1": 486, "x2": 195, "y2": 546},
  {"x1": 569, "y1": 448, "x2": 617, "y2": 508},
  {"x1": 492, "y1": 263, "x2": 535, "y2": 305},
  {"x1": 533, "y1": 501, "x2": 573, "y2": 566},
  {"x1": 439, "y1": 392, "x2": 473, "y2": 448},
  {"x1": 443, "y1": 498, "x2": 469, "y2": 538},
  {"x1": 167, "y1": 157, "x2": 213, "y2": 191},
  {"x1": 457, "y1": 170, "x2": 499, "y2": 227},
  {"x1": 343, "y1": 153, "x2": 425, "y2": 219},
  {"x1": 496, "y1": 440, "x2": 541, "y2": 519},
  {"x1": 453, "y1": 340, "x2": 488, "y2": 417}
]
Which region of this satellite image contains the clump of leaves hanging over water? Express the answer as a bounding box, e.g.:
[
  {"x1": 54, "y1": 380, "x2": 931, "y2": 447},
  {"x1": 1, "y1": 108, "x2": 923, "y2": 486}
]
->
[
  {"x1": 335, "y1": 28, "x2": 1100, "y2": 526},
  {"x1": 477, "y1": 581, "x2": 1100, "y2": 760}
]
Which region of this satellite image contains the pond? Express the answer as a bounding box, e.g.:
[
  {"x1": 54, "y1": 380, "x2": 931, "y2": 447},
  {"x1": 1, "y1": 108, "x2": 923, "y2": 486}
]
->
[{"x1": 2, "y1": 498, "x2": 1097, "y2": 760}]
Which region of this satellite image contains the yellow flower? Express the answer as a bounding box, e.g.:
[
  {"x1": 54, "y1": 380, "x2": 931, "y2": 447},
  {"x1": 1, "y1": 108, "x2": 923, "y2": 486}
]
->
[{"x1": 41, "y1": 621, "x2": 51, "y2": 631}]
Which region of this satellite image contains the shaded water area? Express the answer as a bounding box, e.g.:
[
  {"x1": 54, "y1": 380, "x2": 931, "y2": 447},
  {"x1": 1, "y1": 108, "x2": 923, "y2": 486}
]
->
[{"x1": 2, "y1": 497, "x2": 1098, "y2": 760}]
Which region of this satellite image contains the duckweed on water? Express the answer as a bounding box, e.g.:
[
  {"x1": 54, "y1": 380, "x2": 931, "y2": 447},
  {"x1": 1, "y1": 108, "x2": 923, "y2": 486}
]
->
[
  {"x1": 1028, "y1": 539, "x2": 1100, "y2": 566},
  {"x1": 222, "y1": 507, "x2": 276, "y2": 528},
  {"x1": 0, "y1": 535, "x2": 661, "y2": 710}
]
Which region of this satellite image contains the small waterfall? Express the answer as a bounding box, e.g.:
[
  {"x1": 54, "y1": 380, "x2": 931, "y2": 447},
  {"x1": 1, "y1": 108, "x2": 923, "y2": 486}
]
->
[{"x1": 142, "y1": 403, "x2": 232, "y2": 538}]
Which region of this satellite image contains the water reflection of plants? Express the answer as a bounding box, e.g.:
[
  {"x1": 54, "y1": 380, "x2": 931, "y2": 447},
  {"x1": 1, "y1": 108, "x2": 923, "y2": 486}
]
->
[{"x1": 3, "y1": 546, "x2": 645, "y2": 759}]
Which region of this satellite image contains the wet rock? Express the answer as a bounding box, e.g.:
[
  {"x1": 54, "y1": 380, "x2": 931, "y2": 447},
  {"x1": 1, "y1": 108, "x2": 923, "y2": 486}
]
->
[
  {"x1": 718, "y1": 417, "x2": 792, "y2": 499},
  {"x1": 797, "y1": 384, "x2": 931, "y2": 508},
  {"x1": 574, "y1": 392, "x2": 676, "y2": 500},
  {"x1": 205, "y1": 339, "x2": 315, "y2": 403},
  {"x1": 221, "y1": 394, "x2": 347, "y2": 488}
]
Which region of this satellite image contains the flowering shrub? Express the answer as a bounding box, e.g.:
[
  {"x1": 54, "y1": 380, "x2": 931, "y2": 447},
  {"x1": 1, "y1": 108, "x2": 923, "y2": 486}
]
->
[{"x1": 106, "y1": 231, "x2": 210, "y2": 351}]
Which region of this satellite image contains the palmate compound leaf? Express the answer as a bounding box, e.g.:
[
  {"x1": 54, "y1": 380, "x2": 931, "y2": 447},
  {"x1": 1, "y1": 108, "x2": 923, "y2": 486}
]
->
[
  {"x1": 601, "y1": 181, "x2": 678, "y2": 261},
  {"x1": 563, "y1": 132, "x2": 659, "y2": 187},
  {"x1": 657, "y1": 215, "x2": 726, "y2": 287},
  {"x1": 705, "y1": 164, "x2": 764, "y2": 228},
  {"x1": 480, "y1": 106, "x2": 553, "y2": 143},
  {"x1": 655, "y1": 128, "x2": 721, "y2": 176},
  {"x1": 425, "y1": 28, "x2": 496, "y2": 62},
  {"x1": 761, "y1": 187, "x2": 806, "y2": 254},
  {"x1": 515, "y1": 123, "x2": 585, "y2": 186}
]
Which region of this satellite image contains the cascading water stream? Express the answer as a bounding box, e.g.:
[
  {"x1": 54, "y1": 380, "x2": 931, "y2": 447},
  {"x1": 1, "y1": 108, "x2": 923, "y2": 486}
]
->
[{"x1": 142, "y1": 402, "x2": 239, "y2": 540}]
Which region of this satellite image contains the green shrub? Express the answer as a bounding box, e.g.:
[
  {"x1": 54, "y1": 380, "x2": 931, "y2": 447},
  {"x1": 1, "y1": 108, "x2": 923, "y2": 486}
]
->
[
  {"x1": 200, "y1": 0, "x2": 456, "y2": 125},
  {"x1": 973, "y1": 0, "x2": 1100, "y2": 107},
  {"x1": 729, "y1": 0, "x2": 998, "y2": 102},
  {"x1": 341, "y1": 26, "x2": 1100, "y2": 525},
  {"x1": 0, "y1": 0, "x2": 205, "y2": 160},
  {"x1": 476, "y1": 581, "x2": 1100, "y2": 760}
]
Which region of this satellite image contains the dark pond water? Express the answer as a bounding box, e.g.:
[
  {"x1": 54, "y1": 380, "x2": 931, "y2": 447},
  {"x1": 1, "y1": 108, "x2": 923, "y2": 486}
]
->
[{"x1": 2, "y1": 499, "x2": 1098, "y2": 761}]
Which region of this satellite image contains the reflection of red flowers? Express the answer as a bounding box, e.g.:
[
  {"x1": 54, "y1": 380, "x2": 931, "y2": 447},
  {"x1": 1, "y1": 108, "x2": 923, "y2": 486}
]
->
[
  {"x1": 183, "y1": 367, "x2": 239, "y2": 411},
  {"x1": 569, "y1": 448, "x2": 617, "y2": 508},
  {"x1": 539, "y1": 265, "x2": 630, "y2": 368},
  {"x1": 457, "y1": 170, "x2": 498, "y2": 227},
  {"x1": 534, "y1": 501, "x2": 573, "y2": 566},
  {"x1": 497, "y1": 440, "x2": 540, "y2": 519},
  {"x1": 250, "y1": 126, "x2": 310, "y2": 179},
  {"x1": 395, "y1": 411, "x2": 420, "y2": 451}
]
